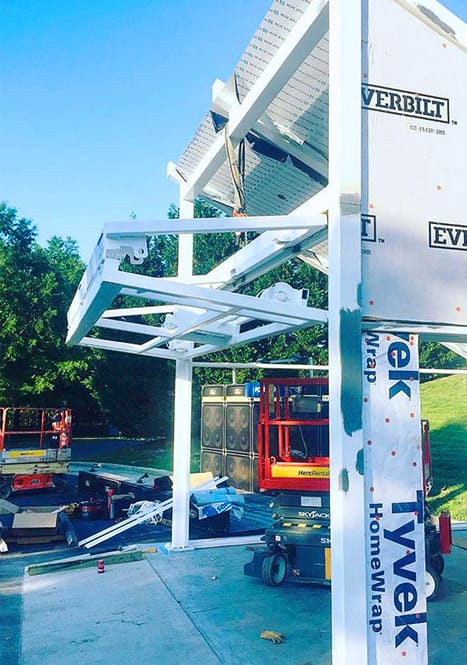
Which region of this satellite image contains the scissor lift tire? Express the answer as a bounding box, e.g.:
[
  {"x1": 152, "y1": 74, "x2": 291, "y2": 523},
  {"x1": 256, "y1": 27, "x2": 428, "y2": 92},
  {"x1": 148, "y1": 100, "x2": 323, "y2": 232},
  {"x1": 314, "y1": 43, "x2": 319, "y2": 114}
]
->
[
  {"x1": 425, "y1": 565, "x2": 441, "y2": 601},
  {"x1": 261, "y1": 552, "x2": 288, "y2": 586}
]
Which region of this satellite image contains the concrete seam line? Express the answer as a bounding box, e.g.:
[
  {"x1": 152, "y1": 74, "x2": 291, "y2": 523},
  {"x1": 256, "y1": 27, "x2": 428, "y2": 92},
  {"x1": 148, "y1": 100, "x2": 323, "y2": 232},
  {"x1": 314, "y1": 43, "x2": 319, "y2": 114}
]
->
[{"x1": 145, "y1": 557, "x2": 223, "y2": 664}]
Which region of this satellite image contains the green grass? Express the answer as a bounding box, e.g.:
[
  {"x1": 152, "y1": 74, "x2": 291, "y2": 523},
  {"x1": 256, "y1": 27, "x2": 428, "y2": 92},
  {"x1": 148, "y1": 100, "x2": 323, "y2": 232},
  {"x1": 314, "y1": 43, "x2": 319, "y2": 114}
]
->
[
  {"x1": 74, "y1": 439, "x2": 201, "y2": 473},
  {"x1": 421, "y1": 375, "x2": 467, "y2": 520}
]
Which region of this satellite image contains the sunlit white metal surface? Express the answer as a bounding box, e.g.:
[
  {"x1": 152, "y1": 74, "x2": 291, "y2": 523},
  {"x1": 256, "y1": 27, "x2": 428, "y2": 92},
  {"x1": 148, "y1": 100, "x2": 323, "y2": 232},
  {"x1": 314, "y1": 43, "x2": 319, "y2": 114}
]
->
[
  {"x1": 66, "y1": 212, "x2": 329, "y2": 356},
  {"x1": 177, "y1": 0, "x2": 329, "y2": 207},
  {"x1": 442, "y1": 342, "x2": 467, "y2": 360},
  {"x1": 171, "y1": 199, "x2": 195, "y2": 550},
  {"x1": 327, "y1": 1, "x2": 367, "y2": 662}
]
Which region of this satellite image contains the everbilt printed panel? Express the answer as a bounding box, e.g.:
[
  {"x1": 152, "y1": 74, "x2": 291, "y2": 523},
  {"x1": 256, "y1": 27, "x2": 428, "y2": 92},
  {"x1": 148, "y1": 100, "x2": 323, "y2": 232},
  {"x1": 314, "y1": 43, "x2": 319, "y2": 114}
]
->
[
  {"x1": 361, "y1": 0, "x2": 467, "y2": 326},
  {"x1": 362, "y1": 332, "x2": 426, "y2": 665}
]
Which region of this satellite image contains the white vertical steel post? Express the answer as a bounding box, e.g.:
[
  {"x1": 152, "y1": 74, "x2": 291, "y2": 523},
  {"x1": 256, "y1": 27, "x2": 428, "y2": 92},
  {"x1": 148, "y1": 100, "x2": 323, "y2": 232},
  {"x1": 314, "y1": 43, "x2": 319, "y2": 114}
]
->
[
  {"x1": 178, "y1": 199, "x2": 194, "y2": 281},
  {"x1": 171, "y1": 198, "x2": 194, "y2": 549},
  {"x1": 171, "y1": 355, "x2": 194, "y2": 549},
  {"x1": 328, "y1": 0, "x2": 367, "y2": 663}
]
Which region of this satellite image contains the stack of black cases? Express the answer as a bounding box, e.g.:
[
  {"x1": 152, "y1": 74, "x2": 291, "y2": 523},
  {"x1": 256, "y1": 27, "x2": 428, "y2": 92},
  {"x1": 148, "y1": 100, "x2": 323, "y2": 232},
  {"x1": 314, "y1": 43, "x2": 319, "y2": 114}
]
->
[{"x1": 200, "y1": 384, "x2": 259, "y2": 492}]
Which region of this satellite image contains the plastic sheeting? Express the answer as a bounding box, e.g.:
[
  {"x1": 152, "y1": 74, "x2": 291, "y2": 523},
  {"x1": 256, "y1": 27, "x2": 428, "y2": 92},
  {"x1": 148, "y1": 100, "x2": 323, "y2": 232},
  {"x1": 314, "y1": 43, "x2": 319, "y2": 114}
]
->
[{"x1": 363, "y1": 332, "x2": 426, "y2": 664}]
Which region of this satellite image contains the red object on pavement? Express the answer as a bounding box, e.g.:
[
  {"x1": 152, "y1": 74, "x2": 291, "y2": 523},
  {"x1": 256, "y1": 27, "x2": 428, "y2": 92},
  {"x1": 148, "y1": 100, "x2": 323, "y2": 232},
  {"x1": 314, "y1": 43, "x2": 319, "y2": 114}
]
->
[{"x1": 439, "y1": 511, "x2": 452, "y2": 554}]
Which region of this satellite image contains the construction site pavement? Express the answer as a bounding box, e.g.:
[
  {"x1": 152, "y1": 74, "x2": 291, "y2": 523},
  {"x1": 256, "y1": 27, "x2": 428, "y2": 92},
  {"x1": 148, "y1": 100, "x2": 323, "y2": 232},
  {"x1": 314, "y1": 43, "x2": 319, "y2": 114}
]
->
[{"x1": 17, "y1": 531, "x2": 467, "y2": 665}]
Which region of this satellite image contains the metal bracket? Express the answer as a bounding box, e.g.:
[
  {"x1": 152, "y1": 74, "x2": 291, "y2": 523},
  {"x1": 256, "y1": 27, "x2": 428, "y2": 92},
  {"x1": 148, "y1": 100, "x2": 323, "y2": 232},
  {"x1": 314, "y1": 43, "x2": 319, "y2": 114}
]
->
[{"x1": 104, "y1": 235, "x2": 148, "y2": 265}]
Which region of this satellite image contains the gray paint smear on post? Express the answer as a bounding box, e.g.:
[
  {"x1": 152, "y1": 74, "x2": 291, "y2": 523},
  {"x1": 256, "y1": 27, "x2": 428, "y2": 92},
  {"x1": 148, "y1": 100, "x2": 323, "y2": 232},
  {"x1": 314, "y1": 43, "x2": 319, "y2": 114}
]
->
[
  {"x1": 339, "y1": 468, "x2": 350, "y2": 492},
  {"x1": 355, "y1": 448, "x2": 364, "y2": 476},
  {"x1": 339, "y1": 308, "x2": 363, "y2": 435}
]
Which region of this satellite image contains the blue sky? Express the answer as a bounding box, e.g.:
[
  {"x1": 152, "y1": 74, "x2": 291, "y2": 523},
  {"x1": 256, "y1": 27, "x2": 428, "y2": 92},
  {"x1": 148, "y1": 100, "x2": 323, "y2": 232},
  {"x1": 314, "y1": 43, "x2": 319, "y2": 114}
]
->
[{"x1": 1, "y1": 0, "x2": 466, "y2": 261}]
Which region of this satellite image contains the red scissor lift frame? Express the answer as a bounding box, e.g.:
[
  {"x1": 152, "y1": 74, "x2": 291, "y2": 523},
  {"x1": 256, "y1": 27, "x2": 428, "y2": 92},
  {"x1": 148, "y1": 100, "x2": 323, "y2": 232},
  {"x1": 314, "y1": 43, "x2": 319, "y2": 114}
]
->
[
  {"x1": 251, "y1": 378, "x2": 451, "y2": 598},
  {"x1": 0, "y1": 407, "x2": 72, "y2": 498},
  {"x1": 257, "y1": 377, "x2": 330, "y2": 492}
]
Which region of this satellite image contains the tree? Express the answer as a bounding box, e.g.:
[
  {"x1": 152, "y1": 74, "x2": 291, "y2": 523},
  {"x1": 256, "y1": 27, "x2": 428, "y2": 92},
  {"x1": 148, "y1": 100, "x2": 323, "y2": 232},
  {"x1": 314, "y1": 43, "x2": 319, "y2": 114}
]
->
[
  {"x1": 419, "y1": 342, "x2": 465, "y2": 382},
  {"x1": 89, "y1": 352, "x2": 175, "y2": 437},
  {"x1": 0, "y1": 203, "x2": 100, "y2": 418},
  {"x1": 0, "y1": 203, "x2": 176, "y2": 437}
]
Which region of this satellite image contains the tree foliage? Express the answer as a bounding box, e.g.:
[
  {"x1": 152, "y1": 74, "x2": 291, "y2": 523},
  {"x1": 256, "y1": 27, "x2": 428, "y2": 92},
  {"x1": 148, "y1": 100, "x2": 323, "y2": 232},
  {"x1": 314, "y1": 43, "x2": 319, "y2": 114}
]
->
[
  {"x1": 419, "y1": 341, "x2": 465, "y2": 382},
  {"x1": 0, "y1": 203, "x2": 176, "y2": 437},
  {"x1": 0, "y1": 203, "x2": 94, "y2": 409}
]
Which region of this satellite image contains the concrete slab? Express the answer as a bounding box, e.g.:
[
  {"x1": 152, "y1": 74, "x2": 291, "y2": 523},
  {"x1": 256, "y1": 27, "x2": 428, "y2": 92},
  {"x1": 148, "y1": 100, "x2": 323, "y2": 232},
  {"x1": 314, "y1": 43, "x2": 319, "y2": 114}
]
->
[
  {"x1": 21, "y1": 559, "x2": 221, "y2": 665},
  {"x1": 425, "y1": 535, "x2": 467, "y2": 665},
  {"x1": 17, "y1": 537, "x2": 467, "y2": 665},
  {"x1": 452, "y1": 531, "x2": 467, "y2": 549},
  {"x1": 145, "y1": 546, "x2": 331, "y2": 665}
]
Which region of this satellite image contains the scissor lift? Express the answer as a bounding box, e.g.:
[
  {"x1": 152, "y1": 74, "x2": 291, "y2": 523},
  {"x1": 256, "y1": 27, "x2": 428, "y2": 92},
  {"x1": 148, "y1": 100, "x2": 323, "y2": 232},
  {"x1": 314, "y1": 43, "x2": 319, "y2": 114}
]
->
[
  {"x1": 246, "y1": 378, "x2": 332, "y2": 585},
  {"x1": 0, "y1": 407, "x2": 72, "y2": 498},
  {"x1": 245, "y1": 379, "x2": 451, "y2": 598},
  {"x1": 257, "y1": 378, "x2": 330, "y2": 492}
]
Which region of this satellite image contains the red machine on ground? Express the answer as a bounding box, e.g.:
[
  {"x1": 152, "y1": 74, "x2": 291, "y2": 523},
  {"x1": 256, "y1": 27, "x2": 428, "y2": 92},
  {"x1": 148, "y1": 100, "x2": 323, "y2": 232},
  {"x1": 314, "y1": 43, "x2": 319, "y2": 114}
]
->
[
  {"x1": 0, "y1": 407, "x2": 72, "y2": 499},
  {"x1": 257, "y1": 378, "x2": 329, "y2": 492},
  {"x1": 246, "y1": 378, "x2": 451, "y2": 599}
]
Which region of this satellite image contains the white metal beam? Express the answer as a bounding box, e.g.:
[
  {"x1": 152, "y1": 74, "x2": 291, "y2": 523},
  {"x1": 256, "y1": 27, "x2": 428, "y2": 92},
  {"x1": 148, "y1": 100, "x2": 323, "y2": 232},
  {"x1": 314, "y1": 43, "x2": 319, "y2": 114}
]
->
[
  {"x1": 103, "y1": 215, "x2": 326, "y2": 237},
  {"x1": 88, "y1": 271, "x2": 327, "y2": 357},
  {"x1": 68, "y1": 198, "x2": 330, "y2": 350},
  {"x1": 68, "y1": 234, "x2": 328, "y2": 351},
  {"x1": 364, "y1": 320, "x2": 467, "y2": 343},
  {"x1": 107, "y1": 272, "x2": 327, "y2": 326},
  {"x1": 297, "y1": 248, "x2": 329, "y2": 274},
  {"x1": 178, "y1": 0, "x2": 330, "y2": 202},
  {"x1": 79, "y1": 336, "x2": 180, "y2": 359},
  {"x1": 204, "y1": 227, "x2": 328, "y2": 290},
  {"x1": 170, "y1": 357, "x2": 193, "y2": 549},
  {"x1": 178, "y1": 199, "x2": 194, "y2": 279},
  {"x1": 192, "y1": 362, "x2": 328, "y2": 371},
  {"x1": 185, "y1": 318, "x2": 323, "y2": 360},
  {"x1": 67, "y1": 259, "x2": 123, "y2": 346},
  {"x1": 101, "y1": 305, "x2": 175, "y2": 318},
  {"x1": 171, "y1": 197, "x2": 195, "y2": 550},
  {"x1": 203, "y1": 187, "x2": 330, "y2": 289},
  {"x1": 211, "y1": 78, "x2": 328, "y2": 180},
  {"x1": 442, "y1": 342, "x2": 467, "y2": 361},
  {"x1": 191, "y1": 362, "x2": 467, "y2": 375},
  {"x1": 94, "y1": 316, "x2": 234, "y2": 348}
]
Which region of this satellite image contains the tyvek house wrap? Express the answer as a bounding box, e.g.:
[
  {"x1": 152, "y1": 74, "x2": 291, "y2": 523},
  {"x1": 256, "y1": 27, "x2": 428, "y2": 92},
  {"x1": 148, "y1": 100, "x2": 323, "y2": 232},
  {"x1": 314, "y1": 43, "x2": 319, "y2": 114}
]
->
[
  {"x1": 363, "y1": 332, "x2": 425, "y2": 664},
  {"x1": 361, "y1": 0, "x2": 466, "y2": 327}
]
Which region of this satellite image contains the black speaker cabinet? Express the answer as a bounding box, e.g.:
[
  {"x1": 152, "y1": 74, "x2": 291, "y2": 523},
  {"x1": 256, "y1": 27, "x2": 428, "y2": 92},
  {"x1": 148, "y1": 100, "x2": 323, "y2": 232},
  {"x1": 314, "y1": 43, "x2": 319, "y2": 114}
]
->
[
  {"x1": 202, "y1": 384, "x2": 225, "y2": 398},
  {"x1": 251, "y1": 402, "x2": 260, "y2": 454},
  {"x1": 201, "y1": 403, "x2": 225, "y2": 449},
  {"x1": 200, "y1": 449, "x2": 225, "y2": 478},
  {"x1": 226, "y1": 384, "x2": 247, "y2": 397},
  {"x1": 225, "y1": 403, "x2": 251, "y2": 453},
  {"x1": 224, "y1": 401, "x2": 260, "y2": 454},
  {"x1": 225, "y1": 453, "x2": 258, "y2": 492}
]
